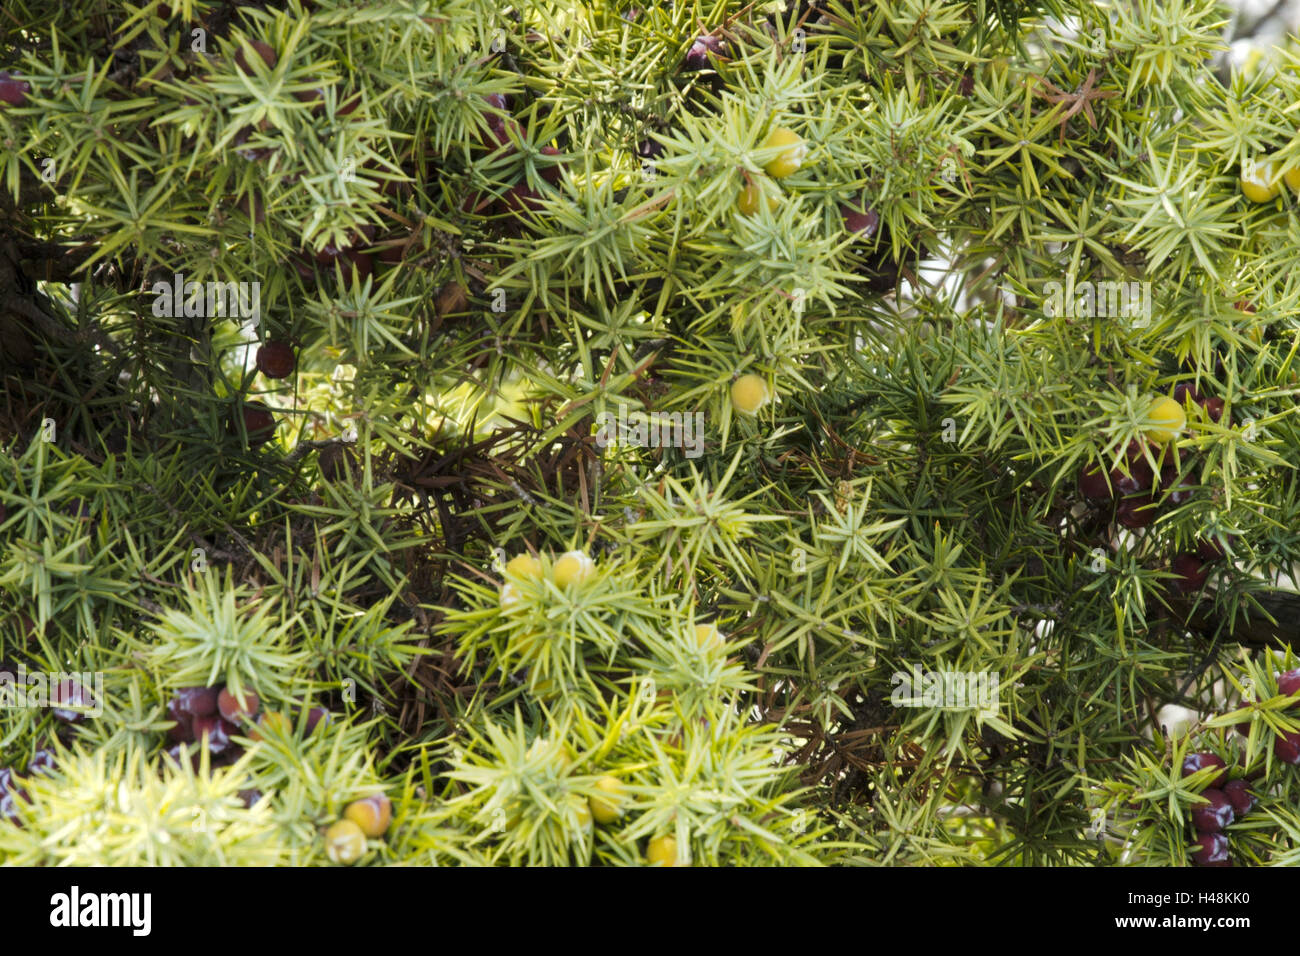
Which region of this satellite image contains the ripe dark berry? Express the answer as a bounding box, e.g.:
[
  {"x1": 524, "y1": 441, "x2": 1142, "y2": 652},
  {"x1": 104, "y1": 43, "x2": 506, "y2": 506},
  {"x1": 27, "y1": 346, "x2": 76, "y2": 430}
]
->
[
  {"x1": 166, "y1": 705, "x2": 195, "y2": 744},
  {"x1": 1112, "y1": 453, "x2": 1154, "y2": 496},
  {"x1": 217, "y1": 687, "x2": 259, "y2": 723},
  {"x1": 241, "y1": 404, "x2": 276, "y2": 446},
  {"x1": 1115, "y1": 494, "x2": 1156, "y2": 529},
  {"x1": 682, "y1": 35, "x2": 725, "y2": 71},
  {"x1": 539, "y1": 145, "x2": 564, "y2": 185},
  {"x1": 1201, "y1": 397, "x2": 1226, "y2": 424},
  {"x1": 191, "y1": 715, "x2": 239, "y2": 754},
  {"x1": 1172, "y1": 383, "x2": 1200, "y2": 405},
  {"x1": 1195, "y1": 535, "x2": 1231, "y2": 561},
  {"x1": 1222, "y1": 779, "x2": 1255, "y2": 815},
  {"x1": 503, "y1": 182, "x2": 545, "y2": 216},
  {"x1": 1190, "y1": 832, "x2": 1230, "y2": 866},
  {"x1": 1274, "y1": 730, "x2": 1300, "y2": 765},
  {"x1": 1171, "y1": 553, "x2": 1208, "y2": 593},
  {"x1": 52, "y1": 677, "x2": 94, "y2": 723},
  {"x1": 304, "y1": 707, "x2": 331, "y2": 734},
  {"x1": 477, "y1": 98, "x2": 522, "y2": 152},
  {"x1": 231, "y1": 126, "x2": 273, "y2": 161},
  {"x1": 1160, "y1": 467, "x2": 1196, "y2": 505},
  {"x1": 1078, "y1": 462, "x2": 1111, "y2": 500},
  {"x1": 235, "y1": 40, "x2": 278, "y2": 73},
  {"x1": 1277, "y1": 668, "x2": 1300, "y2": 699},
  {"x1": 236, "y1": 193, "x2": 265, "y2": 224},
  {"x1": 0, "y1": 769, "x2": 25, "y2": 823},
  {"x1": 256, "y1": 340, "x2": 296, "y2": 379},
  {"x1": 313, "y1": 243, "x2": 345, "y2": 266},
  {"x1": 1182, "y1": 752, "x2": 1228, "y2": 788},
  {"x1": 637, "y1": 138, "x2": 665, "y2": 161},
  {"x1": 248, "y1": 710, "x2": 290, "y2": 741},
  {"x1": 26, "y1": 750, "x2": 56, "y2": 776},
  {"x1": 341, "y1": 249, "x2": 373, "y2": 285},
  {"x1": 293, "y1": 87, "x2": 326, "y2": 113},
  {"x1": 238, "y1": 788, "x2": 263, "y2": 808},
  {"x1": 173, "y1": 686, "x2": 219, "y2": 717},
  {"x1": 1190, "y1": 788, "x2": 1234, "y2": 833},
  {"x1": 0, "y1": 72, "x2": 30, "y2": 106},
  {"x1": 163, "y1": 744, "x2": 200, "y2": 772},
  {"x1": 841, "y1": 198, "x2": 880, "y2": 238}
]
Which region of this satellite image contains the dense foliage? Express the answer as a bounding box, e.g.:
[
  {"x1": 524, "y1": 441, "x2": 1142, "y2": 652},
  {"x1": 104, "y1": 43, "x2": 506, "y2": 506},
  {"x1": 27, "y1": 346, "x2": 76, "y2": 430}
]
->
[{"x1": 3, "y1": 0, "x2": 1300, "y2": 866}]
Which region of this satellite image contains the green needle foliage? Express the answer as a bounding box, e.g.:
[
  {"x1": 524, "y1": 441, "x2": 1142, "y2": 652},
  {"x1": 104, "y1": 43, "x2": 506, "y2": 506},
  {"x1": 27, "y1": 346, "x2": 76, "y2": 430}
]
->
[{"x1": 4, "y1": 0, "x2": 1300, "y2": 868}]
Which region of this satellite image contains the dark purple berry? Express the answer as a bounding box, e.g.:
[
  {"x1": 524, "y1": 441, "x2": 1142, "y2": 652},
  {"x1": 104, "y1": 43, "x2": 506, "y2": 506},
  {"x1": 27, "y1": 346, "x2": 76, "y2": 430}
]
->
[
  {"x1": 341, "y1": 249, "x2": 373, "y2": 285},
  {"x1": 1112, "y1": 458, "x2": 1154, "y2": 496},
  {"x1": 1278, "y1": 669, "x2": 1300, "y2": 700},
  {"x1": 256, "y1": 340, "x2": 296, "y2": 379},
  {"x1": 1190, "y1": 788, "x2": 1234, "y2": 833},
  {"x1": 1160, "y1": 467, "x2": 1196, "y2": 505},
  {"x1": 240, "y1": 404, "x2": 276, "y2": 446},
  {"x1": 26, "y1": 750, "x2": 55, "y2": 776},
  {"x1": 682, "y1": 35, "x2": 725, "y2": 72},
  {"x1": 1223, "y1": 779, "x2": 1255, "y2": 815},
  {"x1": 637, "y1": 139, "x2": 665, "y2": 161},
  {"x1": 503, "y1": 182, "x2": 545, "y2": 216},
  {"x1": 192, "y1": 714, "x2": 234, "y2": 754},
  {"x1": 1171, "y1": 553, "x2": 1208, "y2": 594},
  {"x1": 1191, "y1": 832, "x2": 1230, "y2": 866},
  {"x1": 1202, "y1": 397, "x2": 1226, "y2": 424},
  {"x1": 163, "y1": 744, "x2": 200, "y2": 772},
  {"x1": 1274, "y1": 730, "x2": 1300, "y2": 765},
  {"x1": 1078, "y1": 462, "x2": 1111, "y2": 500},
  {"x1": 1181, "y1": 752, "x2": 1228, "y2": 788},
  {"x1": 0, "y1": 72, "x2": 30, "y2": 107},
  {"x1": 1115, "y1": 494, "x2": 1156, "y2": 529},
  {"x1": 173, "y1": 686, "x2": 219, "y2": 717},
  {"x1": 1195, "y1": 536, "x2": 1231, "y2": 561},
  {"x1": 539, "y1": 145, "x2": 564, "y2": 185},
  {"x1": 1172, "y1": 383, "x2": 1200, "y2": 406},
  {"x1": 235, "y1": 40, "x2": 278, "y2": 73},
  {"x1": 0, "y1": 769, "x2": 25, "y2": 824},
  {"x1": 304, "y1": 707, "x2": 331, "y2": 734},
  {"x1": 52, "y1": 677, "x2": 94, "y2": 723},
  {"x1": 840, "y1": 198, "x2": 880, "y2": 239}
]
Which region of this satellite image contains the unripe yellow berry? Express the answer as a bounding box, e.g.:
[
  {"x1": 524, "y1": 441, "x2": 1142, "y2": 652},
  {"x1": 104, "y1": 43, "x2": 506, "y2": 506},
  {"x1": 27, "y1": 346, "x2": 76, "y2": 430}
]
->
[
  {"x1": 499, "y1": 582, "x2": 521, "y2": 607},
  {"x1": 505, "y1": 553, "x2": 543, "y2": 579},
  {"x1": 694, "y1": 623, "x2": 723, "y2": 652},
  {"x1": 737, "y1": 180, "x2": 778, "y2": 216},
  {"x1": 1145, "y1": 395, "x2": 1186, "y2": 444},
  {"x1": 568, "y1": 792, "x2": 593, "y2": 830},
  {"x1": 325, "y1": 818, "x2": 367, "y2": 864},
  {"x1": 343, "y1": 793, "x2": 392, "y2": 837},
  {"x1": 589, "y1": 775, "x2": 625, "y2": 825},
  {"x1": 731, "y1": 374, "x2": 769, "y2": 414},
  {"x1": 552, "y1": 549, "x2": 594, "y2": 588},
  {"x1": 646, "y1": 834, "x2": 679, "y2": 866},
  {"x1": 248, "y1": 710, "x2": 291, "y2": 742},
  {"x1": 1133, "y1": 49, "x2": 1172, "y2": 85},
  {"x1": 1284, "y1": 165, "x2": 1300, "y2": 192},
  {"x1": 761, "y1": 127, "x2": 806, "y2": 179},
  {"x1": 525, "y1": 738, "x2": 573, "y2": 772},
  {"x1": 1240, "y1": 159, "x2": 1281, "y2": 203}
]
